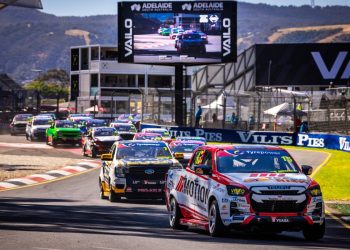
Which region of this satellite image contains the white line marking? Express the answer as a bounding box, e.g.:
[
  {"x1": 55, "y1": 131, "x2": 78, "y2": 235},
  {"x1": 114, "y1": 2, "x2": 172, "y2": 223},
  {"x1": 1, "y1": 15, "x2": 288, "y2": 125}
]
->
[
  {"x1": 0, "y1": 182, "x2": 17, "y2": 188},
  {"x1": 28, "y1": 174, "x2": 56, "y2": 180}
]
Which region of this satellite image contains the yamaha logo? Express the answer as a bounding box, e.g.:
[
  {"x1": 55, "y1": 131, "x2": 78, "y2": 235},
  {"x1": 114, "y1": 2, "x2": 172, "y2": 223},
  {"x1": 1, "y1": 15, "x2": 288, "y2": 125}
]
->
[{"x1": 145, "y1": 169, "x2": 155, "y2": 175}]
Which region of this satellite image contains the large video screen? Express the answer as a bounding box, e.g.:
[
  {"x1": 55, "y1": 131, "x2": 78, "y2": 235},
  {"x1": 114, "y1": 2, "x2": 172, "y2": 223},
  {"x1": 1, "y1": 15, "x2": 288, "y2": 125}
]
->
[{"x1": 118, "y1": 1, "x2": 237, "y2": 65}]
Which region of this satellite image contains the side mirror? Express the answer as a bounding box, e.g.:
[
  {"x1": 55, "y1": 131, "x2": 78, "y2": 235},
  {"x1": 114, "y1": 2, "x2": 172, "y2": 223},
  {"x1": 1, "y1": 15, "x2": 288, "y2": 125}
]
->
[
  {"x1": 174, "y1": 152, "x2": 184, "y2": 160},
  {"x1": 302, "y1": 165, "x2": 313, "y2": 176},
  {"x1": 101, "y1": 153, "x2": 113, "y2": 161},
  {"x1": 194, "y1": 164, "x2": 212, "y2": 175}
]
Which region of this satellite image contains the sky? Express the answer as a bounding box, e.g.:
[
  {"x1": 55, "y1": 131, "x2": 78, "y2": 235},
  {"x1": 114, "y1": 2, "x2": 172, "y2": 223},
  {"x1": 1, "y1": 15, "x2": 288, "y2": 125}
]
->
[{"x1": 40, "y1": 0, "x2": 350, "y2": 16}]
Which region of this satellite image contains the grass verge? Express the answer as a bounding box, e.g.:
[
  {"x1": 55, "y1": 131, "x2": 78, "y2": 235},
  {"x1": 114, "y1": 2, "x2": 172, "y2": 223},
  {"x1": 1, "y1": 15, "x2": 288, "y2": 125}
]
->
[{"x1": 327, "y1": 204, "x2": 350, "y2": 215}]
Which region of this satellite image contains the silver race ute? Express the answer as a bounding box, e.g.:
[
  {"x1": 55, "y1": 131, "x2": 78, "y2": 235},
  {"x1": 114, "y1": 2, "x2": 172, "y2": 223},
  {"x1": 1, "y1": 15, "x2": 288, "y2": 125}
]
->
[{"x1": 165, "y1": 145, "x2": 325, "y2": 240}]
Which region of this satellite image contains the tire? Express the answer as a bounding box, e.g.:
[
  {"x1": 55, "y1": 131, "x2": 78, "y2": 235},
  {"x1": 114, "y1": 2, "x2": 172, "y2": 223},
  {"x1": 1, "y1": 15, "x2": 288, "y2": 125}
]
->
[
  {"x1": 99, "y1": 179, "x2": 107, "y2": 199},
  {"x1": 303, "y1": 220, "x2": 325, "y2": 241},
  {"x1": 169, "y1": 197, "x2": 184, "y2": 229},
  {"x1": 46, "y1": 136, "x2": 50, "y2": 145},
  {"x1": 29, "y1": 134, "x2": 33, "y2": 141},
  {"x1": 82, "y1": 145, "x2": 88, "y2": 156},
  {"x1": 91, "y1": 147, "x2": 97, "y2": 158},
  {"x1": 26, "y1": 133, "x2": 29, "y2": 141},
  {"x1": 208, "y1": 199, "x2": 226, "y2": 237},
  {"x1": 52, "y1": 137, "x2": 57, "y2": 147},
  {"x1": 108, "y1": 184, "x2": 120, "y2": 202}
]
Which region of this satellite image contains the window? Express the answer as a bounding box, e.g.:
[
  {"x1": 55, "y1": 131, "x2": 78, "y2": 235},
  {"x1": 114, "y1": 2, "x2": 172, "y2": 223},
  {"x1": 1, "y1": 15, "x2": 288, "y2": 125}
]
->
[
  {"x1": 81, "y1": 48, "x2": 89, "y2": 70},
  {"x1": 91, "y1": 47, "x2": 99, "y2": 60},
  {"x1": 190, "y1": 149, "x2": 206, "y2": 170},
  {"x1": 138, "y1": 75, "x2": 145, "y2": 87},
  {"x1": 148, "y1": 75, "x2": 172, "y2": 88},
  {"x1": 91, "y1": 74, "x2": 98, "y2": 87}
]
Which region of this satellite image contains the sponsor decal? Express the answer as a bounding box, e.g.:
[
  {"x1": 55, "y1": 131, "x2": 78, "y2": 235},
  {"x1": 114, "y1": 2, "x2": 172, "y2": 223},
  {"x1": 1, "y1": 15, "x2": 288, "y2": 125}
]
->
[
  {"x1": 195, "y1": 129, "x2": 222, "y2": 142},
  {"x1": 134, "y1": 2, "x2": 173, "y2": 12},
  {"x1": 137, "y1": 188, "x2": 162, "y2": 192},
  {"x1": 339, "y1": 137, "x2": 350, "y2": 151},
  {"x1": 222, "y1": 18, "x2": 231, "y2": 57},
  {"x1": 222, "y1": 198, "x2": 229, "y2": 203},
  {"x1": 250, "y1": 173, "x2": 286, "y2": 177},
  {"x1": 268, "y1": 186, "x2": 291, "y2": 190},
  {"x1": 237, "y1": 131, "x2": 293, "y2": 145},
  {"x1": 231, "y1": 197, "x2": 246, "y2": 202},
  {"x1": 176, "y1": 176, "x2": 210, "y2": 204},
  {"x1": 297, "y1": 134, "x2": 325, "y2": 148},
  {"x1": 192, "y1": 2, "x2": 224, "y2": 11},
  {"x1": 311, "y1": 51, "x2": 350, "y2": 80},
  {"x1": 182, "y1": 3, "x2": 192, "y2": 11},
  {"x1": 124, "y1": 19, "x2": 133, "y2": 58},
  {"x1": 271, "y1": 217, "x2": 290, "y2": 223}
]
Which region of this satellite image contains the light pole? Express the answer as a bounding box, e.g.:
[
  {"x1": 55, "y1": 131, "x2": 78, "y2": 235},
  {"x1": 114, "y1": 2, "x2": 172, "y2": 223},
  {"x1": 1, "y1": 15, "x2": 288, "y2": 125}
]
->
[
  {"x1": 111, "y1": 90, "x2": 118, "y2": 121},
  {"x1": 267, "y1": 60, "x2": 272, "y2": 90}
]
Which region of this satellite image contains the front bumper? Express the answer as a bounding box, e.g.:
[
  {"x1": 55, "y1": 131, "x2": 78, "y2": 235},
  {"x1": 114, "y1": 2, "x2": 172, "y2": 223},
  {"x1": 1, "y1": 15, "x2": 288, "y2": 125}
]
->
[{"x1": 56, "y1": 137, "x2": 81, "y2": 144}]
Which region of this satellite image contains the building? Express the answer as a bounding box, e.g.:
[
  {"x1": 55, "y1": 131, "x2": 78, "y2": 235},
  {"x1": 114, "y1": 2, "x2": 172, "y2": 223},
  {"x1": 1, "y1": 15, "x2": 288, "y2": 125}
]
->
[
  {"x1": 70, "y1": 45, "x2": 192, "y2": 123},
  {"x1": 0, "y1": 74, "x2": 25, "y2": 111}
]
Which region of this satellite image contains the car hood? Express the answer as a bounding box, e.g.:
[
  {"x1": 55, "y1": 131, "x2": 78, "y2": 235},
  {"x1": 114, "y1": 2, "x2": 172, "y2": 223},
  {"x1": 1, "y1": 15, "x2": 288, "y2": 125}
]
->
[
  {"x1": 121, "y1": 158, "x2": 176, "y2": 166},
  {"x1": 95, "y1": 136, "x2": 120, "y2": 142},
  {"x1": 57, "y1": 128, "x2": 81, "y2": 133},
  {"x1": 13, "y1": 121, "x2": 28, "y2": 125},
  {"x1": 223, "y1": 173, "x2": 311, "y2": 189},
  {"x1": 32, "y1": 125, "x2": 50, "y2": 130}
]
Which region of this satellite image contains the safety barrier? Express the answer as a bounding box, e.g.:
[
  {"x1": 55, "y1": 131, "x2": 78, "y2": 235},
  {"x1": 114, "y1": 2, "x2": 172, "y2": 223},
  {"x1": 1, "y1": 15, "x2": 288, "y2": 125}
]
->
[{"x1": 140, "y1": 123, "x2": 350, "y2": 153}]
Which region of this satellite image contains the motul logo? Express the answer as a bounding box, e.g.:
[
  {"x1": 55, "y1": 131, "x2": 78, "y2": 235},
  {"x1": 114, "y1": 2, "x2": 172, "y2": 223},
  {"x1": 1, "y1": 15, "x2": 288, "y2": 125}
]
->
[{"x1": 311, "y1": 51, "x2": 350, "y2": 79}]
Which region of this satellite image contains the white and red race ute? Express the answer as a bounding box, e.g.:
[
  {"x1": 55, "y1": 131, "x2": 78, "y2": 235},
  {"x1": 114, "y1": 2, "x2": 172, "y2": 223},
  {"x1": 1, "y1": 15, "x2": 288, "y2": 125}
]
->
[{"x1": 165, "y1": 145, "x2": 325, "y2": 240}]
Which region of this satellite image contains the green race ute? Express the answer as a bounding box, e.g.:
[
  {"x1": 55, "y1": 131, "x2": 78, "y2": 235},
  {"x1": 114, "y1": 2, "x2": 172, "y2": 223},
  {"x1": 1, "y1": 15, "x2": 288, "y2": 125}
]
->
[{"x1": 46, "y1": 120, "x2": 82, "y2": 147}]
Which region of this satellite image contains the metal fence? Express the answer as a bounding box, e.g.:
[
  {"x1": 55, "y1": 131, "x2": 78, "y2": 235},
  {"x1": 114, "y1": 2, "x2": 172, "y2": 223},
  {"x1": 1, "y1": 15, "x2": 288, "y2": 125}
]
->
[{"x1": 2, "y1": 88, "x2": 350, "y2": 135}]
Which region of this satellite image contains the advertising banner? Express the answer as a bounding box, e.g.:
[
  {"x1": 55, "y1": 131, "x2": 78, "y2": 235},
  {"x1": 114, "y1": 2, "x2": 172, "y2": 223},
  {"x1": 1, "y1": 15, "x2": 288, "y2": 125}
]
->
[
  {"x1": 140, "y1": 123, "x2": 350, "y2": 152},
  {"x1": 118, "y1": 1, "x2": 237, "y2": 65},
  {"x1": 255, "y1": 43, "x2": 350, "y2": 86}
]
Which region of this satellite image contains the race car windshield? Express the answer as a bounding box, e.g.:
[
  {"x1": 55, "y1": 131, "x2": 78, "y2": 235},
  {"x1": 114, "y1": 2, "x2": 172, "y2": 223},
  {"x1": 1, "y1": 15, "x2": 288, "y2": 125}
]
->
[
  {"x1": 137, "y1": 135, "x2": 161, "y2": 140},
  {"x1": 14, "y1": 115, "x2": 32, "y2": 121},
  {"x1": 94, "y1": 129, "x2": 116, "y2": 137},
  {"x1": 116, "y1": 143, "x2": 172, "y2": 159},
  {"x1": 171, "y1": 143, "x2": 203, "y2": 153},
  {"x1": 114, "y1": 125, "x2": 134, "y2": 131},
  {"x1": 146, "y1": 130, "x2": 169, "y2": 137},
  {"x1": 87, "y1": 121, "x2": 107, "y2": 127},
  {"x1": 183, "y1": 34, "x2": 201, "y2": 40},
  {"x1": 56, "y1": 122, "x2": 76, "y2": 128},
  {"x1": 33, "y1": 119, "x2": 51, "y2": 125},
  {"x1": 217, "y1": 150, "x2": 300, "y2": 174}
]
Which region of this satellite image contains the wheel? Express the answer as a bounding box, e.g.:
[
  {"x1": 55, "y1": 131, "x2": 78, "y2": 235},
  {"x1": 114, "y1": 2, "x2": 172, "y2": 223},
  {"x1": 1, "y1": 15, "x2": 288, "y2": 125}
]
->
[
  {"x1": 99, "y1": 179, "x2": 107, "y2": 199},
  {"x1": 26, "y1": 133, "x2": 29, "y2": 140},
  {"x1": 46, "y1": 136, "x2": 49, "y2": 145},
  {"x1": 169, "y1": 197, "x2": 185, "y2": 229},
  {"x1": 52, "y1": 137, "x2": 57, "y2": 147},
  {"x1": 303, "y1": 220, "x2": 325, "y2": 241},
  {"x1": 91, "y1": 147, "x2": 97, "y2": 158},
  {"x1": 29, "y1": 134, "x2": 33, "y2": 141},
  {"x1": 108, "y1": 184, "x2": 120, "y2": 202},
  {"x1": 82, "y1": 145, "x2": 88, "y2": 156},
  {"x1": 208, "y1": 199, "x2": 226, "y2": 237}
]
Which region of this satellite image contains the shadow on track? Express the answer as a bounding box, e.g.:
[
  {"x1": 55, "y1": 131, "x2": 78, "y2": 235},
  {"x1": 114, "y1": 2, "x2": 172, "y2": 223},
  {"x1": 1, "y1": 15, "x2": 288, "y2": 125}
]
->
[{"x1": 0, "y1": 197, "x2": 349, "y2": 249}]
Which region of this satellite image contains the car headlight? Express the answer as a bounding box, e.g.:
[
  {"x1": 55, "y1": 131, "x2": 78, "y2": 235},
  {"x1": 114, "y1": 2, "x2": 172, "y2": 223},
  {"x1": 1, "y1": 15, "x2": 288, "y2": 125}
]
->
[
  {"x1": 226, "y1": 186, "x2": 247, "y2": 196},
  {"x1": 115, "y1": 167, "x2": 125, "y2": 178},
  {"x1": 308, "y1": 185, "x2": 322, "y2": 196}
]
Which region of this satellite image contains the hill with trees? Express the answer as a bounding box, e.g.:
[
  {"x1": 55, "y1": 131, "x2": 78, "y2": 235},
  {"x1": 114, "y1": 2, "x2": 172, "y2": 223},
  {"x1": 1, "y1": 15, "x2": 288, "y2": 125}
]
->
[{"x1": 1, "y1": 3, "x2": 350, "y2": 82}]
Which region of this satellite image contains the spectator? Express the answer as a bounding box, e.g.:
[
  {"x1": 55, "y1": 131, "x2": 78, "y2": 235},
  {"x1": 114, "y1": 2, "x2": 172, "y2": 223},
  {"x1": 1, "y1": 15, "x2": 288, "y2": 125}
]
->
[
  {"x1": 299, "y1": 120, "x2": 309, "y2": 133},
  {"x1": 230, "y1": 112, "x2": 239, "y2": 129},
  {"x1": 248, "y1": 115, "x2": 255, "y2": 130},
  {"x1": 195, "y1": 106, "x2": 202, "y2": 127}
]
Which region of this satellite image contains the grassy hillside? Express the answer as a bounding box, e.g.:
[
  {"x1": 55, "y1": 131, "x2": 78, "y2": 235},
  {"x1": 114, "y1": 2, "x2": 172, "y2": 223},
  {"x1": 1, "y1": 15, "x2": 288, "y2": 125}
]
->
[{"x1": 1, "y1": 3, "x2": 350, "y2": 82}]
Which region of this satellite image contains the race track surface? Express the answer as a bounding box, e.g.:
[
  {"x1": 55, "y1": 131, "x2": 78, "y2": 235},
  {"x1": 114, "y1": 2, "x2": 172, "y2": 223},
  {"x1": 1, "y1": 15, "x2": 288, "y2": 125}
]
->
[{"x1": 0, "y1": 135, "x2": 349, "y2": 250}]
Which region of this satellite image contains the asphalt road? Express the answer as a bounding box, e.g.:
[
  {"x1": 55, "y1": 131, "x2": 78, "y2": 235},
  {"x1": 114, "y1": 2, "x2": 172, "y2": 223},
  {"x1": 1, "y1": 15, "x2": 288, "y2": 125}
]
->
[{"x1": 0, "y1": 135, "x2": 349, "y2": 250}]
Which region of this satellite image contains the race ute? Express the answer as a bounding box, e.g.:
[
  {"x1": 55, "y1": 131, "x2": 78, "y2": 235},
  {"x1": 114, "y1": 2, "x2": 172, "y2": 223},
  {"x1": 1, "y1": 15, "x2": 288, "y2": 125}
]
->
[
  {"x1": 46, "y1": 120, "x2": 82, "y2": 147},
  {"x1": 166, "y1": 145, "x2": 325, "y2": 240},
  {"x1": 133, "y1": 132, "x2": 162, "y2": 141},
  {"x1": 99, "y1": 140, "x2": 183, "y2": 202},
  {"x1": 110, "y1": 122, "x2": 137, "y2": 140},
  {"x1": 26, "y1": 116, "x2": 53, "y2": 141},
  {"x1": 176, "y1": 136, "x2": 207, "y2": 144},
  {"x1": 9, "y1": 114, "x2": 32, "y2": 135},
  {"x1": 80, "y1": 119, "x2": 108, "y2": 135},
  {"x1": 169, "y1": 140, "x2": 205, "y2": 166},
  {"x1": 83, "y1": 127, "x2": 119, "y2": 158},
  {"x1": 141, "y1": 128, "x2": 171, "y2": 143}
]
